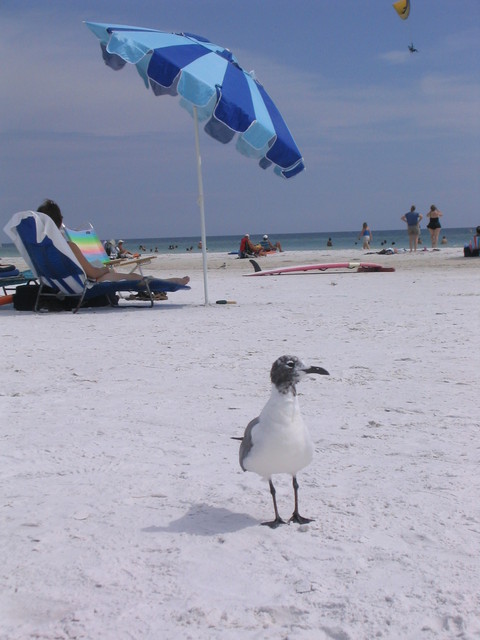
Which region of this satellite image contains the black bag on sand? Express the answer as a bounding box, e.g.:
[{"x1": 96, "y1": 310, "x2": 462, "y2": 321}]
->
[
  {"x1": 13, "y1": 284, "x2": 42, "y2": 310},
  {"x1": 13, "y1": 283, "x2": 116, "y2": 311}
]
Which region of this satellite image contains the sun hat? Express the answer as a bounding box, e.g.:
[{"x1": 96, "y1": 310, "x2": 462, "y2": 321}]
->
[
  {"x1": 118, "y1": 240, "x2": 124, "y2": 244},
  {"x1": 263, "y1": 235, "x2": 268, "y2": 239}
]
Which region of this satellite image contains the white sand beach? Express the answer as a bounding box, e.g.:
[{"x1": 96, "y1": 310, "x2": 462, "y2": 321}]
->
[{"x1": 1, "y1": 248, "x2": 479, "y2": 639}]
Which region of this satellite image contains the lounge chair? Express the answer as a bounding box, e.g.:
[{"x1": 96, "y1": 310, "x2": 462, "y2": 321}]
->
[
  {"x1": 3, "y1": 211, "x2": 190, "y2": 313},
  {"x1": 464, "y1": 229, "x2": 480, "y2": 257},
  {"x1": 0, "y1": 267, "x2": 36, "y2": 295},
  {"x1": 64, "y1": 224, "x2": 155, "y2": 273}
]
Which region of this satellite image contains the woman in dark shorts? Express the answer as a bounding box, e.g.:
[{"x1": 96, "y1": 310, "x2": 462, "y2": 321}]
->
[{"x1": 426, "y1": 205, "x2": 443, "y2": 249}]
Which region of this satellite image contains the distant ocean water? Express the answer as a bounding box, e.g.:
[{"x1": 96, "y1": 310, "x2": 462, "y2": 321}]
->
[{"x1": 0, "y1": 227, "x2": 475, "y2": 258}]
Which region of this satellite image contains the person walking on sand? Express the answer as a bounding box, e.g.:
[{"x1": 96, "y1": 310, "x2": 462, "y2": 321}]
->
[
  {"x1": 426, "y1": 204, "x2": 443, "y2": 249},
  {"x1": 358, "y1": 222, "x2": 373, "y2": 250},
  {"x1": 401, "y1": 205, "x2": 423, "y2": 252}
]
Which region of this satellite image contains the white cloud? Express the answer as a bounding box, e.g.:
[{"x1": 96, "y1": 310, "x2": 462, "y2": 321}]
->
[{"x1": 379, "y1": 50, "x2": 411, "y2": 65}]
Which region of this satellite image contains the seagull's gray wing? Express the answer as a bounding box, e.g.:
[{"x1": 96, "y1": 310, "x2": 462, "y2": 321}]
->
[{"x1": 239, "y1": 416, "x2": 259, "y2": 471}]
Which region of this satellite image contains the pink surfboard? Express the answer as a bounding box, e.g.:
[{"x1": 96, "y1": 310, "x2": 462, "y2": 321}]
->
[{"x1": 245, "y1": 259, "x2": 395, "y2": 276}]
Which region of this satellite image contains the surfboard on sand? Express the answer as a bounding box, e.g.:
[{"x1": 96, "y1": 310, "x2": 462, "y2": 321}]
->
[{"x1": 245, "y1": 259, "x2": 395, "y2": 276}]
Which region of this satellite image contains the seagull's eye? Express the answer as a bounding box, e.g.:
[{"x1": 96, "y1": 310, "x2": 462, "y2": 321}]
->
[{"x1": 286, "y1": 360, "x2": 294, "y2": 368}]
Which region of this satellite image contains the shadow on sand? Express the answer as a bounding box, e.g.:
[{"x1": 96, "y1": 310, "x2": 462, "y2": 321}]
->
[{"x1": 142, "y1": 503, "x2": 258, "y2": 536}]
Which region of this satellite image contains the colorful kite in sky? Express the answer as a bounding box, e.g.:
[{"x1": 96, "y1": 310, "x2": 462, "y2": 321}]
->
[{"x1": 392, "y1": 0, "x2": 410, "y2": 20}]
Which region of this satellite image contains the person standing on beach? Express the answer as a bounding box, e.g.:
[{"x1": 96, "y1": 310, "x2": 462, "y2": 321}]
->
[
  {"x1": 358, "y1": 222, "x2": 373, "y2": 250},
  {"x1": 426, "y1": 205, "x2": 443, "y2": 249},
  {"x1": 401, "y1": 205, "x2": 423, "y2": 252}
]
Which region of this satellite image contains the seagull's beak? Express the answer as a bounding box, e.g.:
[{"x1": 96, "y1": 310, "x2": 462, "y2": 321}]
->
[{"x1": 303, "y1": 366, "x2": 329, "y2": 376}]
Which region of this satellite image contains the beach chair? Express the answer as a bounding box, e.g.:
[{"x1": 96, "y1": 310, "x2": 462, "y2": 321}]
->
[
  {"x1": 64, "y1": 224, "x2": 155, "y2": 274},
  {"x1": 0, "y1": 267, "x2": 36, "y2": 295},
  {"x1": 3, "y1": 211, "x2": 190, "y2": 313},
  {"x1": 464, "y1": 229, "x2": 480, "y2": 257}
]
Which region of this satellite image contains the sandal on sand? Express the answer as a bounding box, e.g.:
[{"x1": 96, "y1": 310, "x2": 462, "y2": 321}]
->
[{"x1": 128, "y1": 291, "x2": 168, "y2": 301}]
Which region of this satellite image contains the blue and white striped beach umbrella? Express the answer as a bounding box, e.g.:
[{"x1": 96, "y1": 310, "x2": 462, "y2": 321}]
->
[
  {"x1": 85, "y1": 22, "x2": 305, "y2": 179},
  {"x1": 85, "y1": 22, "x2": 305, "y2": 303}
]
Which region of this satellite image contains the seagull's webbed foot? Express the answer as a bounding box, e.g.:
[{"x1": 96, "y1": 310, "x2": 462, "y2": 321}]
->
[
  {"x1": 289, "y1": 511, "x2": 314, "y2": 525},
  {"x1": 261, "y1": 516, "x2": 287, "y2": 529},
  {"x1": 289, "y1": 476, "x2": 314, "y2": 525}
]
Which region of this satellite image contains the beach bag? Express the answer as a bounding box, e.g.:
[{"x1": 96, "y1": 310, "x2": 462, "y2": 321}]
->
[
  {"x1": 13, "y1": 283, "x2": 42, "y2": 310},
  {"x1": 13, "y1": 284, "x2": 77, "y2": 311},
  {"x1": 13, "y1": 283, "x2": 115, "y2": 311}
]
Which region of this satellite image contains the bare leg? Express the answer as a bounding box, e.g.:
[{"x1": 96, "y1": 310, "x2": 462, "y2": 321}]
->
[
  {"x1": 261, "y1": 479, "x2": 286, "y2": 528},
  {"x1": 98, "y1": 273, "x2": 189, "y2": 285},
  {"x1": 289, "y1": 475, "x2": 314, "y2": 524},
  {"x1": 167, "y1": 276, "x2": 190, "y2": 285}
]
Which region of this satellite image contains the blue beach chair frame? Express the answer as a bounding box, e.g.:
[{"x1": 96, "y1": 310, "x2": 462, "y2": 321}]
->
[{"x1": 4, "y1": 211, "x2": 190, "y2": 313}]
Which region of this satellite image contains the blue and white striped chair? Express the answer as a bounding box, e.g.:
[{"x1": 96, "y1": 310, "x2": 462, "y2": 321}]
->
[{"x1": 4, "y1": 211, "x2": 189, "y2": 312}]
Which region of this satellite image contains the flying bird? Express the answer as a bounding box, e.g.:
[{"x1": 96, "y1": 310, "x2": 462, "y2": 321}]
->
[{"x1": 237, "y1": 355, "x2": 329, "y2": 528}]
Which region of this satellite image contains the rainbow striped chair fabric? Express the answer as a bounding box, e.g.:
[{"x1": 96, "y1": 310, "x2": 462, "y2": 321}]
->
[{"x1": 64, "y1": 224, "x2": 155, "y2": 273}]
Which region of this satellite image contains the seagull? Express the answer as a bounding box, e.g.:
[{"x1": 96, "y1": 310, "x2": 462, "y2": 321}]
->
[{"x1": 237, "y1": 355, "x2": 329, "y2": 528}]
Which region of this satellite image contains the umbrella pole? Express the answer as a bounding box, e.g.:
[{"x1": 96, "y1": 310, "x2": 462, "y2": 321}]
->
[{"x1": 193, "y1": 106, "x2": 209, "y2": 305}]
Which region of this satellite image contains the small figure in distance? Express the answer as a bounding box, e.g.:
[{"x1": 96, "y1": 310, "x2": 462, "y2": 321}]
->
[
  {"x1": 426, "y1": 204, "x2": 443, "y2": 249},
  {"x1": 441, "y1": 236, "x2": 447, "y2": 245},
  {"x1": 260, "y1": 234, "x2": 284, "y2": 253},
  {"x1": 326, "y1": 237, "x2": 333, "y2": 247},
  {"x1": 239, "y1": 234, "x2": 267, "y2": 258},
  {"x1": 401, "y1": 205, "x2": 423, "y2": 252},
  {"x1": 408, "y1": 43, "x2": 418, "y2": 53},
  {"x1": 104, "y1": 239, "x2": 117, "y2": 258},
  {"x1": 358, "y1": 222, "x2": 373, "y2": 250},
  {"x1": 116, "y1": 240, "x2": 138, "y2": 259}
]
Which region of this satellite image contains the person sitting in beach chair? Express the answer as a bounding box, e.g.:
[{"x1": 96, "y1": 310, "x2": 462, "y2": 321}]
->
[
  {"x1": 464, "y1": 226, "x2": 480, "y2": 257},
  {"x1": 260, "y1": 234, "x2": 284, "y2": 252},
  {"x1": 104, "y1": 239, "x2": 117, "y2": 258},
  {"x1": 37, "y1": 200, "x2": 189, "y2": 287},
  {"x1": 4, "y1": 206, "x2": 191, "y2": 312},
  {"x1": 116, "y1": 240, "x2": 140, "y2": 259},
  {"x1": 239, "y1": 234, "x2": 267, "y2": 258}
]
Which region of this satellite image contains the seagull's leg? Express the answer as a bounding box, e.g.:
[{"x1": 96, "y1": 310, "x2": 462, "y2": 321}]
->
[
  {"x1": 261, "y1": 479, "x2": 286, "y2": 528},
  {"x1": 289, "y1": 475, "x2": 314, "y2": 524}
]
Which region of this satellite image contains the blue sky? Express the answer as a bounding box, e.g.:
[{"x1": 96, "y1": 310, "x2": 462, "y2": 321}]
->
[{"x1": 1, "y1": 1, "x2": 479, "y2": 242}]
